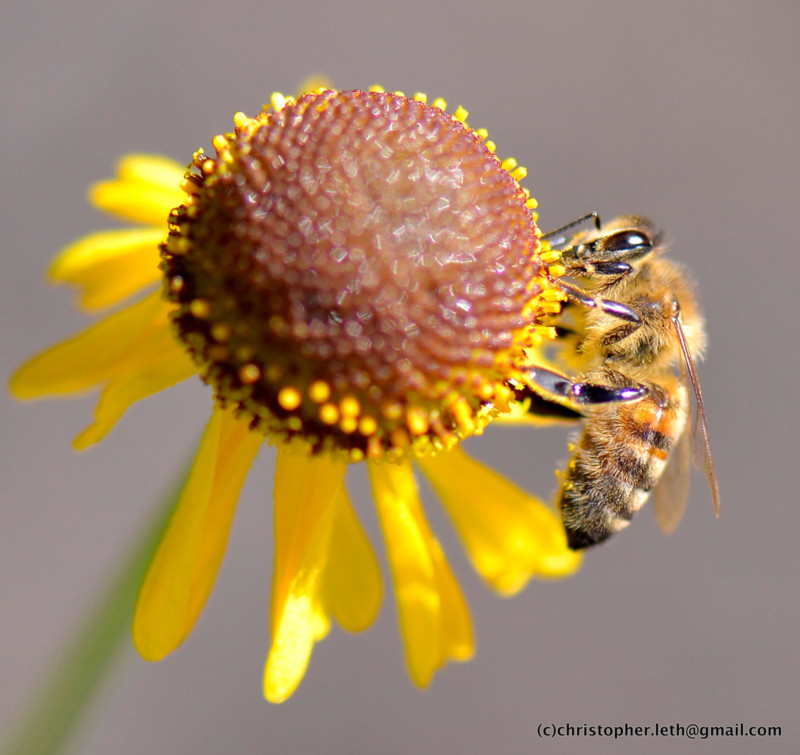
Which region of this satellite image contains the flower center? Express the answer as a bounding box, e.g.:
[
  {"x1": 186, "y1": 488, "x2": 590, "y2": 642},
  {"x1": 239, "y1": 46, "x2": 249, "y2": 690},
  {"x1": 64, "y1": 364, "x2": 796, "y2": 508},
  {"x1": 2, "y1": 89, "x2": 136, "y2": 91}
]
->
[{"x1": 162, "y1": 89, "x2": 552, "y2": 460}]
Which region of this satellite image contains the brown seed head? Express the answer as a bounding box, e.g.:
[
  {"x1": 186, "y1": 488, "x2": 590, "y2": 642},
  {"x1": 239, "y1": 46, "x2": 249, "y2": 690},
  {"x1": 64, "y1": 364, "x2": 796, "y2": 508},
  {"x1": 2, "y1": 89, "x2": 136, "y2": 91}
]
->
[{"x1": 162, "y1": 89, "x2": 552, "y2": 460}]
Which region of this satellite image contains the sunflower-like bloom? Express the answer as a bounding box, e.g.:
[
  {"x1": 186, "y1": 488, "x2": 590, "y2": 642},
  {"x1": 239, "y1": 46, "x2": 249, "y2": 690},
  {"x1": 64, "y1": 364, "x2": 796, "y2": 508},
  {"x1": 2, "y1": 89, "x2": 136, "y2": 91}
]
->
[{"x1": 10, "y1": 86, "x2": 581, "y2": 702}]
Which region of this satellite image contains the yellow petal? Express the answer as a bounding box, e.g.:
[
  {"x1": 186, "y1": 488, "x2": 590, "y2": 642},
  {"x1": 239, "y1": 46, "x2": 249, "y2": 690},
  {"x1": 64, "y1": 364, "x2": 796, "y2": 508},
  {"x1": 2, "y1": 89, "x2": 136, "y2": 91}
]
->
[
  {"x1": 264, "y1": 449, "x2": 347, "y2": 703},
  {"x1": 321, "y1": 485, "x2": 383, "y2": 632},
  {"x1": 369, "y1": 460, "x2": 473, "y2": 688},
  {"x1": 48, "y1": 228, "x2": 165, "y2": 311},
  {"x1": 417, "y1": 446, "x2": 582, "y2": 596},
  {"x1": 89, "y1": 154, "x2": 185, "y2": 226},
  {"x1": 133, "y1": 406, "x2": 262, "y2": 660},
  {"x1": 72, "y1": 347, "x2": 197, "y2": 450},
  {"x1": 427, "y1": 534, "x2": 473, "y2": 664},
  {"x1": 115, "y1": 154, "x2": 186, "y2": 189},
  {"x1": 9, "y1": 291, "x2": 176, "y2": 399}
]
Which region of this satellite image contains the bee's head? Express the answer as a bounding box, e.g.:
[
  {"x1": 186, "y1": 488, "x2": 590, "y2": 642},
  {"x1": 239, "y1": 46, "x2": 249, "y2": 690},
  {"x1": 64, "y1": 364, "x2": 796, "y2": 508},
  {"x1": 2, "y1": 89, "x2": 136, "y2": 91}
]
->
[{"x1": 556, "y1": 215, "x2": 664, "y2": 279}]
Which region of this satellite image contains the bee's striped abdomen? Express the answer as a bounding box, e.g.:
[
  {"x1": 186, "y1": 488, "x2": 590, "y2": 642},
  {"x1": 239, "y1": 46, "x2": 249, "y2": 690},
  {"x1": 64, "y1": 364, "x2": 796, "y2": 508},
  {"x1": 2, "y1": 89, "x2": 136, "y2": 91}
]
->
[{"x1": 558, "y1": 382, "x2": 687, "y2": 550}]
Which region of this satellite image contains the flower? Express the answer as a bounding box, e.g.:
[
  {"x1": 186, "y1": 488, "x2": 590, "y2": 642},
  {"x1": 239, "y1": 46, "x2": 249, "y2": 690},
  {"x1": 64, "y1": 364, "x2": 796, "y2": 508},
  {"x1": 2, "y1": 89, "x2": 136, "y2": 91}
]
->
[{"x1": 10, "y1": 86, "x2": 581, "y2": 703}]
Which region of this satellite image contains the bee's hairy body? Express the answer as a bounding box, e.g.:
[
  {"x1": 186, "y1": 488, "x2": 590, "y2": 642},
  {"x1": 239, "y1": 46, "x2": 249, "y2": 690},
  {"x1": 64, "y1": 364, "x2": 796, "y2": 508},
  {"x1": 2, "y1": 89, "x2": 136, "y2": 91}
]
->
[
  {"x1": 526, "y1": 215, "x2": 717, "y2": 550},
  {"x1": 560, "y1": 249, "x2": 701, "y2": 548},
  {"x1": 559, "y1": 370, "x2": 688, "y2": 548}
]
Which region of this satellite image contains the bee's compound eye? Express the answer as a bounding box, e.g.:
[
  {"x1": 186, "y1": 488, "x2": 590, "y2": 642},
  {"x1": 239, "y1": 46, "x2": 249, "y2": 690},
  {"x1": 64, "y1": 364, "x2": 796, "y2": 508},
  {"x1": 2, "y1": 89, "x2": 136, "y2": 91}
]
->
[
  {"x1": 603, "y1": 230, "x2": 652, "y2": 254},
  {"x1": 595, "y1": 230, "x2": 654, "y2": 264}
]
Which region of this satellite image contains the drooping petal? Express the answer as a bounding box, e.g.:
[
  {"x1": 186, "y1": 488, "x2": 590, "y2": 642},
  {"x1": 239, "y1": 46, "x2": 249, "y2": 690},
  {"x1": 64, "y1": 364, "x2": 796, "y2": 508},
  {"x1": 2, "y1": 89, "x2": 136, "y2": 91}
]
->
[
  {"x1": 116, "y1": 153, "x2": 187, "y2": 189},
  {"x1": 417, "y1": 446, "x2": 581, "y2": 596},
  {"x1": 264, "y1": 449, "x2": 348, "y2": 703},
  {"x1": 9, "y1": 291, "x2": 178, "y2": 399},
  {"x1": 89, "y1": 154, "x2": 185, "y2": 226},
  {"x1": 321, "y1": 484, "x2": 383, "y2": 633},
  {"x1": 48, "y1": 228, "x2": 165, "y2": 311},
  {"x1": 133, "y1": 406, "x2": 262, "y2": 660},
  {"x1": 369, "y1": 460, "x2": 473, "y2": 689},
  {"x1": 72, "y1": 347, "x2": 197, "y2": 450}
]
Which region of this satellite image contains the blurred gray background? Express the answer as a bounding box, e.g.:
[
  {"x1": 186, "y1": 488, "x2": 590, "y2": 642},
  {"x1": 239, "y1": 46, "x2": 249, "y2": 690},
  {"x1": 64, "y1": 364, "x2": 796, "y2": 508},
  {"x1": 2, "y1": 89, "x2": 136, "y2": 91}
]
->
[{"x1": 2, "y1": 1, "x2": 798, "y2": 753}]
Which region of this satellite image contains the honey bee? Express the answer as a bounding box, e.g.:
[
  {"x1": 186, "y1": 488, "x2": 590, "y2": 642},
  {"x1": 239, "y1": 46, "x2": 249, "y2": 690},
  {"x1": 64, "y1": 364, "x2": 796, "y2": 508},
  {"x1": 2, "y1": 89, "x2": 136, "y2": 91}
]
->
[{"x1": 524, "y1": 214, "x2": 720, "y2": 549}]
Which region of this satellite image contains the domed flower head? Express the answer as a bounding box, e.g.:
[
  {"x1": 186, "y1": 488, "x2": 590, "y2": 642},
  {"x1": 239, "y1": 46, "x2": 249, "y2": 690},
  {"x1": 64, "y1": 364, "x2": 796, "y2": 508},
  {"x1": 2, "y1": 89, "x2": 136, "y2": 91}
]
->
[{"x1": 11, "y1": 85, "x2": 580, "y2": 702}]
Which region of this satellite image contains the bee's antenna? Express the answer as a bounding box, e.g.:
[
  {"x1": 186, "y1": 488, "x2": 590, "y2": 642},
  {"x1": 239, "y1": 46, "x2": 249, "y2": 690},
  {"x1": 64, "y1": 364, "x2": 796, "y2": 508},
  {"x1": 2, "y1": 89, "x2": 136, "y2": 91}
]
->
[{"x1": 542, "y1": 212, "x2": 601, "y2": 241}]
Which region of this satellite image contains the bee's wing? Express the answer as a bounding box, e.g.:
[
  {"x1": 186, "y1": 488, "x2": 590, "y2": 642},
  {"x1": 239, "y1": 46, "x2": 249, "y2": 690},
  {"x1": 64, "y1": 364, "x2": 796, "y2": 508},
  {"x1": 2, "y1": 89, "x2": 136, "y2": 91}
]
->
[
  {"x1": 672, "y1": 312, "x2": 721, "y2": 519},
  {"x1": 652, "y1": 419, "x2": 691, "y2": 534}
]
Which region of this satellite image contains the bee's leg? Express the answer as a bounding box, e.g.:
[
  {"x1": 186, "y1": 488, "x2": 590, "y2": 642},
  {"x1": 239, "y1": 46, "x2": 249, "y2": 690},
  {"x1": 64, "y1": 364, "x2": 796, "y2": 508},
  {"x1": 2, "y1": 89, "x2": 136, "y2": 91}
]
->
[
  {"x1": 557, "y1": 281, "x2": 641, "y2": 324},
  {"x1": 512, "y1": 387, "x2": 584, "y2": 421},
  {"x1": 526, "y1": 365, "x2": 647, "y2": 406}
]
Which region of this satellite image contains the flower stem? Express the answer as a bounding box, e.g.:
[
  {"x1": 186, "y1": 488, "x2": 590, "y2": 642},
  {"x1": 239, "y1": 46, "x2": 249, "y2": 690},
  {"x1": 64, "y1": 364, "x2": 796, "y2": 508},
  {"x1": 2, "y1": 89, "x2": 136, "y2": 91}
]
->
[{"x1": 2, "y1": 454, "x2": 194, "y2": 755}]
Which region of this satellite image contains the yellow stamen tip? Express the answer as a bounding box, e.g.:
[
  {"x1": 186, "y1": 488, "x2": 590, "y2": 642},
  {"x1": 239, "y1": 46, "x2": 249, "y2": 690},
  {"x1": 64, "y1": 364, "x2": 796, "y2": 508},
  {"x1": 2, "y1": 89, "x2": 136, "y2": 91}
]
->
[
  {"x1": 239, "y1": 364, "x2": 261, "y2": 384},
  {"x1": 211, "y1": 323, "x2": 232, "y2": 342},
  {"x1": 277, "y1": 386, "x2": 301, "y2": 411},
  {"x1": 339, "y1": 416, "x2": 358, "y2": 434},
  {"x1": 383, "y1": 403, "x2": 403, "y2": 421},
  {"x1": 539, "y1": 250, "x2": 562, "y2": 263},
  {"x1": 407, "y1": 410, "x2": 429, "y2": 436},
  {"x1": 189, "y1": 299, "x2": 211, "y2": 318},
  {"x1": 340, "y1": 396, "x2": 361, "y2": 418},
  {"x1": 451, "y1": 399, "x2": 476, "y2": 435},
  {"x1": 358, "y1": 416, "x2": 378, "y2": 436},
  {"x1": 319, "y1": 403, "x2": 339, "y2": 425},
  {"x1": 270, "y1": 92, "x2": 287, "y2": 112},
  {"x1": 477, "y1": 383, "x2": 495, "y2": 401},
  {"x1": 179, "y1": 178, "x2": 200, "y2": 195},
  {"x1": 432, "y1": 97, "x2": 447, "y2": 111},
  {"x1": 541, "y1": 288, "x2": 566, "y2": 302},
  {"x1": 309, "y1": 380, "x2": 331, "y2": 403},
  {"x1": 494, "y1": 384, "x2": 513, "y2": 404}
]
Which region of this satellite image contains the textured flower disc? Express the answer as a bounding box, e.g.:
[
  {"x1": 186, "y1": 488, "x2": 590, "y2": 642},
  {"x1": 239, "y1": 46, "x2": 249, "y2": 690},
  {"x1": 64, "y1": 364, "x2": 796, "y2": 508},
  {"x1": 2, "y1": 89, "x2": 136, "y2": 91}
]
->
[{"x1": 162, "y1": 88, "x2": 555, "y2": 460}]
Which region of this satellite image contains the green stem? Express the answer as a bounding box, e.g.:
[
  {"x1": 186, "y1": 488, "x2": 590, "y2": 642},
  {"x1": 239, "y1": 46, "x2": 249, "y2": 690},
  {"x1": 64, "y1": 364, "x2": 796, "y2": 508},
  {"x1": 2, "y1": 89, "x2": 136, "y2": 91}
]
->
[{"x1": 2, "y1": 456, "x2": 193, "y2": 755}]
